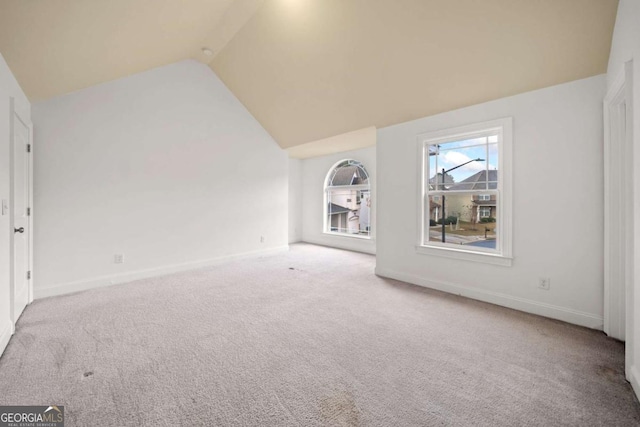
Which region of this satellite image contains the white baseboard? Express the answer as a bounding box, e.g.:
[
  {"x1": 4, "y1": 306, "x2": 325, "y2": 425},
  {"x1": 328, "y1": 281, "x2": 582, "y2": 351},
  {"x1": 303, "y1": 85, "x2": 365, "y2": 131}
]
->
[
  {"x1": 300, "y1": 237, "x2": 376, "y2": 255},
  {"x1": 35, "y1": 245, "x2": 290, "y2": 300},
  {"x1": 375, "y1": 267, "x2": 604, "y2": 330},
  {"x1": 0, "y1": 320, "x2": 12, "y2": 359}
]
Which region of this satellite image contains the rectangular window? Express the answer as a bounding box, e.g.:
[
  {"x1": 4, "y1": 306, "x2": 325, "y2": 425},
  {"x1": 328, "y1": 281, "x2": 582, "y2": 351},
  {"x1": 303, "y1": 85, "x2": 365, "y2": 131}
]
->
[
  {"x1": 326, "y1": 188, "x2": 371, "y2": 236},
  {"x1": 418, "y1": 118, "x2": 512, "y2": 265}
]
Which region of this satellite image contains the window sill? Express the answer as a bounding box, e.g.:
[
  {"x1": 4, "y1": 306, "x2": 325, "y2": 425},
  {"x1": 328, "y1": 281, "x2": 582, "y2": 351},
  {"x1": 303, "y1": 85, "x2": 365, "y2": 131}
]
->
[
  {"x1": 415, "y1": 245, "x2": 512, "y2": 267},
  {"x1": 323, "y1": 231, "x2": 372, "y2": 240}
]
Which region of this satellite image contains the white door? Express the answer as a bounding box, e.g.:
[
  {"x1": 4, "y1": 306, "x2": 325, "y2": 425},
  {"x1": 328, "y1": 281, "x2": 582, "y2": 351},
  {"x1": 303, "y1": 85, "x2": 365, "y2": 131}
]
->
[{"x1": 10, "y1": 99, "x2": 32, "y2": 325}]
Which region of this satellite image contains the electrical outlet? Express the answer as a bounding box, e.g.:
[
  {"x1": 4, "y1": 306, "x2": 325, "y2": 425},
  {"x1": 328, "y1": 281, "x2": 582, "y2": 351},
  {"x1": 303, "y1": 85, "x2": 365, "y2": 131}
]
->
[
  {"x1": 538, "y1": 277, "x2": 550, "y2": 290},
  {"x1": 260, "y1": 236, "x2": 265, "y2": 243},
  {"x1": 114, "y1": 254, "x2": 124, "y2": 264}
]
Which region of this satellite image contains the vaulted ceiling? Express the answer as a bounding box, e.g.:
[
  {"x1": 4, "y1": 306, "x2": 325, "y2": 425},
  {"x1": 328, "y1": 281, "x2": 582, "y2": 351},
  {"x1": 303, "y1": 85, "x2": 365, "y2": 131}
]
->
[
  {"x1": 212, "y1": 0, "x2": 618, "y2": 148},
  {"x1": 0, "y1": 0, "x2": 618, "y2": 150},
  {"x1": 0, "y1": 0, "x2": 263, "y2": 100}
]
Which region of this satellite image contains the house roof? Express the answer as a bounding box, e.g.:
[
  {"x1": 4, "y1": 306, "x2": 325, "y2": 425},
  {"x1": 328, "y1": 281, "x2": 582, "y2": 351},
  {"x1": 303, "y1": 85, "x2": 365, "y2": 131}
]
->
[
  {"x1": 329, "y1": 165, "x2": 369, "y2": 186},
  {"x1": 448, "y1": 170, "x2": 498, "y2": 191},
  {"x1": 429, "y1": 172, "x2": 455, "y2": 188},
  {"x1": 327, "y1": 203, "x2": 351, "y2": 215}
]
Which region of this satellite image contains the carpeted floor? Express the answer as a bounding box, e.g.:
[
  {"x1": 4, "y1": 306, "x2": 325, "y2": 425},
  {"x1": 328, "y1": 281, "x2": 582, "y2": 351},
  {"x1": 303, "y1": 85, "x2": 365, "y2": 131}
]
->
[{"x1": 1, "y1": 243, "x2": 639, "y2": 426}]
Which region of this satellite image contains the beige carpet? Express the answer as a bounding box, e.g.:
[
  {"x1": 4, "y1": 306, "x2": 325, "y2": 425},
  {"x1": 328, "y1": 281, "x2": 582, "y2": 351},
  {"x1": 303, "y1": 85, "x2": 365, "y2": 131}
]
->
[{"x1": 0, "y1": 243, "x2": 638, "y2": 426}]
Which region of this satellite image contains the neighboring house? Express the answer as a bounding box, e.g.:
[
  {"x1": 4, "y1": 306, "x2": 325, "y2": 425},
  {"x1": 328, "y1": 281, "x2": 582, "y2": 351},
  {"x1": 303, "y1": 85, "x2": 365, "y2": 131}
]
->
[
  {"x1": 428, "y1": 172, "x2": 454, "y2": 190},
  {"x1": 328, "y1": 202, "x2": 352, "y2": 233},
  {"x1": 327, "y1": 164, "x2": 371, "y2": 234},
  {"x1": 359, "y1": 191, "x2": 371, "y2": 232},
  {"x1": 470, "y1": 194, "x2": 497, "y2": 222},
  {"x1": 429, "y1": 198, "x2": 442, "y2": 222},
  {"x1": 437, "y1": 170, "x2": 498, "y2": 222},
  {"x1": 427, "y1": 172, "x2": 452, "y2": 222},
  {"x1": 448, "y1": 170, "x2": 498, "y2": 191}
]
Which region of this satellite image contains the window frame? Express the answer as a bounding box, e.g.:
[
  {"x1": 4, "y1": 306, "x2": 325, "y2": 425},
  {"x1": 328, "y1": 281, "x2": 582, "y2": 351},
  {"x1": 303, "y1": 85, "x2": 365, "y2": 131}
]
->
[
  {"x1": 416, "y1": 118, "x2": 513, "y2": 266},
  {"x1": 323, "y1": 159, "x2": 372, "y2": 240}
]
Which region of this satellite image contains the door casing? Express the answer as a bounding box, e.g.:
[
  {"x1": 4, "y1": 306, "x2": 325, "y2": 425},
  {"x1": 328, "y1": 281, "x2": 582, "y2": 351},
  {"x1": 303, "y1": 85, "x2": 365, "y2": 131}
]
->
[{"x1": 603, "y1": 60, "x2": 634, "y2": 378}]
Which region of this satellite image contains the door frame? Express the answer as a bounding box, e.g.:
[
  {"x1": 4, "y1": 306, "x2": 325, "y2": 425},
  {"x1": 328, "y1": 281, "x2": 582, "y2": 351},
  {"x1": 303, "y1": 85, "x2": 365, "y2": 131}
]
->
[
  {"x1": 603, "y1": 61, "x2": 634, "y2": 375},
  {"x1": 8, "y1": 96, "x2": 34, "y2": 333}
]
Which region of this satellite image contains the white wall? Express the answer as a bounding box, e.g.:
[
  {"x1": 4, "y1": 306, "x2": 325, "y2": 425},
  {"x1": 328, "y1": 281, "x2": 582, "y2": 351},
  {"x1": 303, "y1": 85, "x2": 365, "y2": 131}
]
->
[
  {"x1": 33, "y1": 60, "x2": 288, "y2": 297},
  {"x1": 376, "y1": 75, "x2": 606, "y2": 328},
  {"x1": 300, "y1": 146, "x2": 376, "y2": 254},
  {"x1": 606, "y1": 0, "x2": 640, "y2": 399},
  {"x1": 0, "y1": 53, "x2": 31, "y2": 354},
  {"x1": 288, "y1": 158, "x2": 302, "y2": 243}
]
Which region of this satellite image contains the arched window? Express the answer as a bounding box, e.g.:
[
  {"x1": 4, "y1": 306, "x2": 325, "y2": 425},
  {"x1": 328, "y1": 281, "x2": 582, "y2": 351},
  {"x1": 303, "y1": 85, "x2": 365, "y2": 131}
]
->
[{"x1": 324, "y1": 159, "x2": 371, "y2": 237}]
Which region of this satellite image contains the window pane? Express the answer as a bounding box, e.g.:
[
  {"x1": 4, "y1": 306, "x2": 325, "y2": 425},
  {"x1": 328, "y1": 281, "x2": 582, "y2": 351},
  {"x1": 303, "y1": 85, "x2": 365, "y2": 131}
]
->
[
  {"x1": 426, "y1": 192, "x2": 498, "y2": 250},
  {"x1": 487, "y1": 143, "x2": 499, "y2": 189},
  {"x1": 428, "y1": 153, "x2": 438, "y2": 190},
  {"x1": 441, "y1": 136, "x2": 487, "y2": 150},
  {"x1": 431, "y1": 142, "x2": 488, "y2": 190},
  {"x1": 327, "y1": 189, "x2": 371, "y2": 236},
  {"x1": 328, "y1": 160, "x2": 369, "y2": 187}
]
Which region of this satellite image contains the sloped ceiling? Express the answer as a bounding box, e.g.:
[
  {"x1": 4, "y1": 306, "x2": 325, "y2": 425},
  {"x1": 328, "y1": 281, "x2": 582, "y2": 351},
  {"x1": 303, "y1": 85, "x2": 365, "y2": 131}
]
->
[
  {"x1": 0, "y1": 0, "x2": 263, "y2": 101},
  {"x1": 0, "y1": 0, "x2": 618, "y2": 151},
  {"x1": 211, "y1": 0, "x2": 618, "y2": 148}
]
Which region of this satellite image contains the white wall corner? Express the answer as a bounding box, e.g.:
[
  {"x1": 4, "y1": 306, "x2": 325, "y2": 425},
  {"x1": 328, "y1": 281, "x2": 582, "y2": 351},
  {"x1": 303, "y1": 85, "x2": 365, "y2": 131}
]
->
[{"x1": 288, "y1": 157, "x2": 303, "y2": 243}]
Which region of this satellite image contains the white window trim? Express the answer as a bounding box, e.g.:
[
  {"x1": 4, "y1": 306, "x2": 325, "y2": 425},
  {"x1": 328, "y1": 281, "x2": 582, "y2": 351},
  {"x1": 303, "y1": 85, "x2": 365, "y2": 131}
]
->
[
  {"x1": 416, "y1": 117, "x2": 513, "y2": 267},
  {"x1": 323, "y1": 231, "x2": 372, "y2": 240},
  {"x1": 323, "y1": 159, "x2": 372, "y2": 240}
]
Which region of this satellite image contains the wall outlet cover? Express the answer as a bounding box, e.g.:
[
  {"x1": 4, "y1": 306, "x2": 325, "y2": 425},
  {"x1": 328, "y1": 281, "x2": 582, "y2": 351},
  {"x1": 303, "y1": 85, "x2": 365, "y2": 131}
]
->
[{"x1": 538, "y1": 277, "x2": 551, "y2": 290}]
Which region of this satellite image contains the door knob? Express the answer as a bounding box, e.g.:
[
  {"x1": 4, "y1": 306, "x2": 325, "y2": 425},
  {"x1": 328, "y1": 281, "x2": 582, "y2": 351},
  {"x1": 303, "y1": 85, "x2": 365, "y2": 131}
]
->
[{"x1": 14, "y1": 227, "x2": 24, "y2": 233}]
